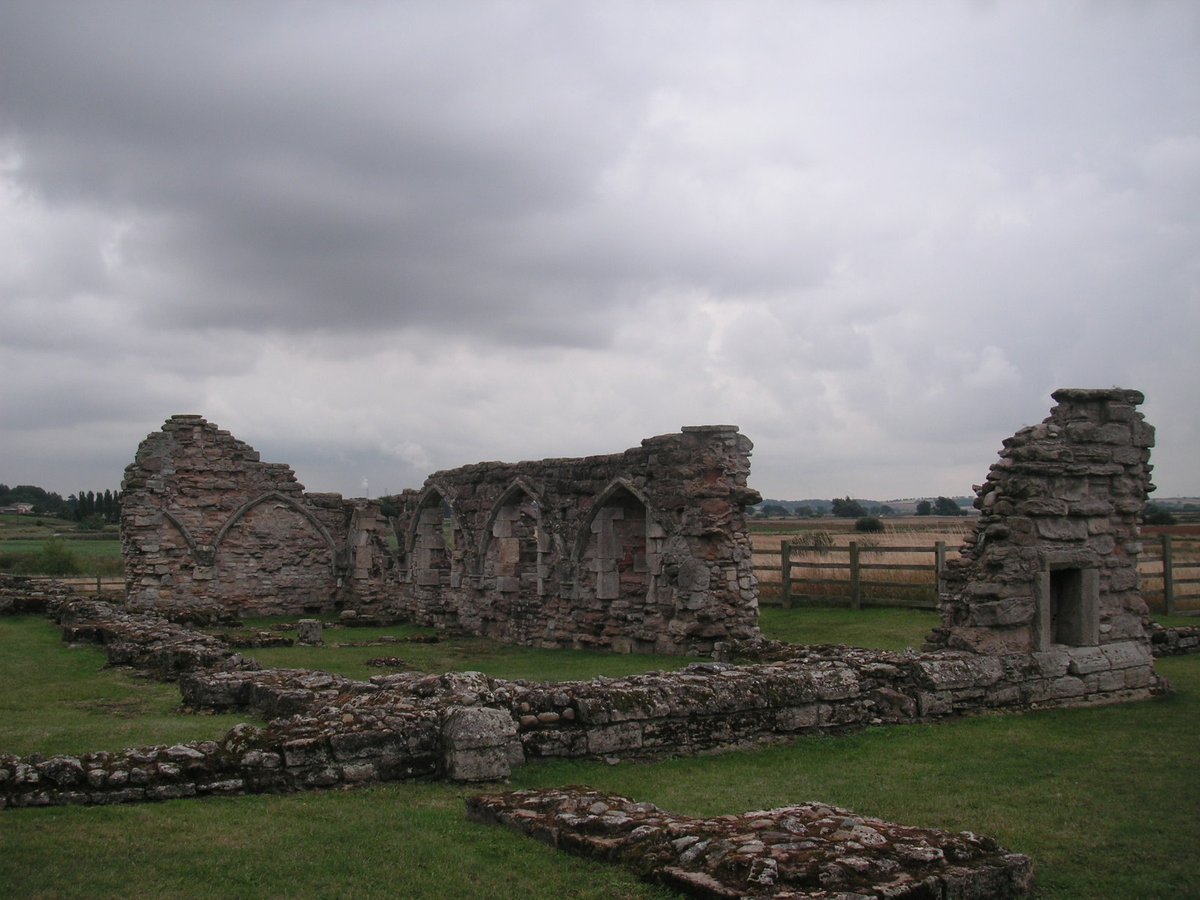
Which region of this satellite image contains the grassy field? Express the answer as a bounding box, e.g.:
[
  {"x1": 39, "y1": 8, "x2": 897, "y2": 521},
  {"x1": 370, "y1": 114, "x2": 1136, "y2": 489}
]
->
[
  {"x1": 237, "y1": 619, "x2": 691, "y2": 682},
  {"x1": 2, "y1": 609, "x2": 1198, "y2": 897},
  {"x1": 0, "y1": 514, "x2": 122, "y2": 577},
  {"x1": 0, "y1": 616, "x2": 253, "y2": 757}
]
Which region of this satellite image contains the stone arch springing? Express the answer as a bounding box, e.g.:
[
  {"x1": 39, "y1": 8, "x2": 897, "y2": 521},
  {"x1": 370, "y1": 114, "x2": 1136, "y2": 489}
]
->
[
  {"x1": 408, "y1": 484, "x2": 465, "y2": 589},
  {"x1": 575, "y1": 479, "x2": 661, "y2": 603},
  {"x1": 214, "y1": 491, "x2": 338, "y2": 574},
  {"x1": 481, "y1": 478, "x2": 546, "y2": 598},
  {"x1": 161, "y1": 510, "x2": 211, "y2": 565}
]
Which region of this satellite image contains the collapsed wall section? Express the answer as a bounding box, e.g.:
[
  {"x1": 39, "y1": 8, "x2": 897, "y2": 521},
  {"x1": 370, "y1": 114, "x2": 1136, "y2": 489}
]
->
[
  {"x1": 387, "y1": 425, "x2": 763, "y2": 655},
  {"x1": 121, "y1": 415, "x2": 393, "y2": 617},
  {"x1": 929, "y1": 388, "x2": 1156, "y2": 656}
]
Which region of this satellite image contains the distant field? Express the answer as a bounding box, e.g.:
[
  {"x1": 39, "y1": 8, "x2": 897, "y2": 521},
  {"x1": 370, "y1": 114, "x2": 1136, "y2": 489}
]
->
[
  {"x1": 0, "y1": 514, "x2": 123, "y2": 577},
  {"x1": 0, "y1": 539, "x2": 122, "y2": 559}
]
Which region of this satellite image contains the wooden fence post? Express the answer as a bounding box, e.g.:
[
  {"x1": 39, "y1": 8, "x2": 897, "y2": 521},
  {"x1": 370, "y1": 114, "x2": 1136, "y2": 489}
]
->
[
  {"x1": 1161, "y1": 534, "x2": 1175, "y2": 616},
  {"x1": 781, "y1": 539, "x2": 792, "y2": 609},
  {"x1": 849, "y1": 541, "x2": 861, "y2": 611},
  {"x1": 934, "y1": 541, "x2": 946, "y2": 600}
]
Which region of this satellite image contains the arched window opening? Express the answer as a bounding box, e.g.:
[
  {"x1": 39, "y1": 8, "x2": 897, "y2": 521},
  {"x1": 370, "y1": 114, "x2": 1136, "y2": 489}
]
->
[
  {"x1": 413, "y1": 494, "x2": 462, "y2": 588},
  {"x1": 584, "y1": 486, "x2": 651, "y2": 602},
  {"x1": 486, "y1": 491, "x2": 542, "y2": 597}
]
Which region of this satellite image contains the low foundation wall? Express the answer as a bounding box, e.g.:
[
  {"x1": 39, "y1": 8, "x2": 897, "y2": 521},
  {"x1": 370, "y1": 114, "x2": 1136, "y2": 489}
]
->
[
  {"x1": 1150, "y1": 622, "x2": 1200, "y2": 656},
  {"x1": 469, "y1": 788, "x2": 1035, "y2": 898},
  {"x1": 0, "y1": 582, "x2": 1169, "y2": 810}
]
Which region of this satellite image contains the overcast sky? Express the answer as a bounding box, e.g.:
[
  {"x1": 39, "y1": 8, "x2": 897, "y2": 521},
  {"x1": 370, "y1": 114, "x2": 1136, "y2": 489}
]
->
[{"x1": 2, "y1": 1, "x2": 1197, "y2": 503}]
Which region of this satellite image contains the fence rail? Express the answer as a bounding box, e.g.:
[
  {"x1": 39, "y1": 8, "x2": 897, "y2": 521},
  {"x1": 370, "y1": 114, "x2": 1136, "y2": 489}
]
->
[
  {"x1": 754, "y1": 533, "x2": 1200, "y2": 614},
  {"x1": 755, "y1": 540, "x2": 946, "y2": 610},
  {"x1": 1141, "y1": 535, "x2": 1200, "y2": 615},
  {"x1": 21, "y1": 575, "x2": 124, "y2": 594}
]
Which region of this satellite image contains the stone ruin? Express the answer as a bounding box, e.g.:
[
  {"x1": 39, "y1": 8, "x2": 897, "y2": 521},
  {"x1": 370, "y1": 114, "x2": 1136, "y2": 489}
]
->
[
  {"x1": 928, "y1": 388, "x2": 1156, "y2": 658},
  {"x1": 122, "y1": 389, "x2": 1162, "y2": 666},
  {"x1": 121, "y1": 415, "x2": 394, "y2": 618},
  {"x1": 121, "y1": 417, "x2": 762, "y2": 655},
  {"x1": 2, "y1": 389, "x2": 1177, "y2": 895},
  {"x1": 386, "y1": 424, "x2": 761, "y2": 654}
]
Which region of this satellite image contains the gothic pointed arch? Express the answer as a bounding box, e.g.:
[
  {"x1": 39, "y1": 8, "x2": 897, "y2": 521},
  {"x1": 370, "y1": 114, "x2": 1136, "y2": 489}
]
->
[
  {"x1": 572, "y1": 478, "x2": 657, "y2": 564},
  {"x1": 575, "y1": 479, "x2": 658, "y2": 604},
  {"x1": 161, "y1": 510, "x2": 212, "y2": 565},
  {"x1": 408, "y1": 482, "x2": 465, "y2": 588},
  {"x1": 214, "y1": 491, "x2": 338, "y2": 573},
  {"x1": 480, "y1": 477, "x2": 545, "y2": 597}
]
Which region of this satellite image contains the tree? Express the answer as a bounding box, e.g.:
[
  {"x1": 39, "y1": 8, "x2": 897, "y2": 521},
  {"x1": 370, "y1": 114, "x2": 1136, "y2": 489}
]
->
[
  {"x1": 794, "y1": 505, "x2": 814, "y2": 518},
  {"x1": 854, "y1": 516, "x2": 885, "y2": 533},
  {"x1": 831, "y1": 496, "x2": 867, "y2": 518},
  {"x1": 879, "y1": 505, "x2": 895, "y2": 517},
  {"x1": 1143, "y1": 503, "x2": 1176, "y2": 526},
  {"x1": 933, "y1": 496, "x2": 965, "y2": 517},
  {"x1": 759, "y1": 503, "x2": 790, "y2": 518},
  {"x1": 916, "y1": 500, "x2": 932, "y2": 516}
]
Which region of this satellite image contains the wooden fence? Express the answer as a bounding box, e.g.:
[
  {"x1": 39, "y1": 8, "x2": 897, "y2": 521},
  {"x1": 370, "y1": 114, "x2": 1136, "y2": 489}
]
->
[
  {"x1": 754, "y1": 540, "x2": 947, "y2": 610},
  {"x1": 754, "y1": 533, "x2": 1200, "y2": 614},
  {"x1": 22, "y1": 575, "x2": 125, "y2": 594},
  {"x1": 1140, "y1": 535, "x2": 1200, "y2": 615}
]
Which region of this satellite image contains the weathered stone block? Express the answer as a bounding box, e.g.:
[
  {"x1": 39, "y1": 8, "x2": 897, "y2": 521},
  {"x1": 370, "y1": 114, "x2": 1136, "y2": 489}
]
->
[
  {"x1": 441, "y1": 706, "x2": 521, "y2": 781},
  {"x1": 1100, "y1": 641, "x2": 1151, "y2": 670},
  {"x1": 774, "y1": 705, "x2": 819, "y2": 731},
  {"x1": 586, "y1": 723, "x2": 643, "y2": 755},
  {"x1": 970, "y1": 597, "x2": 1035, "y2": 627},
  {"x1": 1066, "y1": 646, "x2": 1110, "y2": 676}
]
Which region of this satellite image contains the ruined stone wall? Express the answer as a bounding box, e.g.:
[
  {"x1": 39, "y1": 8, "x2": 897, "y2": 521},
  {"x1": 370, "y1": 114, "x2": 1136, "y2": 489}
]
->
[
  {"x1": 120, "y1": 418, "x2": 761, "y2": 653},
  {"x1": 928, "y1": 388, "x2": 1155, "y2": 655},
  {"x1": 385, "y1": 425, "x2": 762, "y2": 655},
  {"x1": 1, "y1": 590, "x2": 1166, "y2": 812},
  {"x1": 121, "y1": 415, "x2": 393, "y2": 618}
]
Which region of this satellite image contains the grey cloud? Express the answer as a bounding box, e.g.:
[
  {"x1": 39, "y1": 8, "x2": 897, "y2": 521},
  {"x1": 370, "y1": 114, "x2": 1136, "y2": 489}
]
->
[{"x1": 1, "y1": 1, "x2": 1197, "y2": 498}]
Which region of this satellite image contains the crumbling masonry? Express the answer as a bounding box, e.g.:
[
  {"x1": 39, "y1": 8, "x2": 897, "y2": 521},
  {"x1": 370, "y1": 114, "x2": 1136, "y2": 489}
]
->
[
  {"x1": 121, "y1": 418, "x2": 762, "y2": 655},
  {"x1": 928, "y1": 388, "x2": 1156, "y2": 657}
]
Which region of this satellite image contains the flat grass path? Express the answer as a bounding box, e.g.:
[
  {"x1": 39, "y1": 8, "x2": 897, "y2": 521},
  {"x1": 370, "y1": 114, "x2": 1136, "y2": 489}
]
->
[{"x1": 2, "y1": 611, "x2": 1197, "y2": 898}]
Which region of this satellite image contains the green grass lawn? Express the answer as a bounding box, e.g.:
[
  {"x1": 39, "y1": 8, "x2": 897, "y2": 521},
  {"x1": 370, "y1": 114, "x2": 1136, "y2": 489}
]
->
[
  {"x1": 760, "y1": 606, "x2": 936, "y2": 650},
  {"x1": 0, "y1": 616, "x2": 252, "y2": 757},
  {"x1": 241, "y1": 620, "x2": 690, "y2": 682},
  {"x1": 2, "y1": 610, "x2": 1197, "y2": 897}
]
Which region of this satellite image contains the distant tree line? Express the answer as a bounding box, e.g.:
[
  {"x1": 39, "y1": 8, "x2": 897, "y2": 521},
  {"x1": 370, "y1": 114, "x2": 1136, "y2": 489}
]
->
[
  {"x1": 916, "y1": 497, "x2": 966, "y2": 517},
  {"x1": 0, "y1": 483, "x2": 122, "y2": 524},
  {"x1": 754, "y1": 495, "x2": 970, "y2": 518}
]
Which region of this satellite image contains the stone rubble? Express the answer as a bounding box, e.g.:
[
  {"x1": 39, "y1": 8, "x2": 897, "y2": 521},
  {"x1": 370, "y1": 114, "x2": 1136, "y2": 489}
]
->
[
  {"x1": 466, "y1": 788, "x2": 1034, "y2": 899},
  {"x1": 0, "y1": 387, "x2": 1183, "y2": 893}
]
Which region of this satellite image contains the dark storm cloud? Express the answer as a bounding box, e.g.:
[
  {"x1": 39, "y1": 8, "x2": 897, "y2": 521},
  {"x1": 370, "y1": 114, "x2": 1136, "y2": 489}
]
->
[
  {"x1": 0, "y1": 2, "x2": 673, "y2": 344},
  {"x1": 1, "y1": 1, "x2": 1197, "y2": 497}
]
